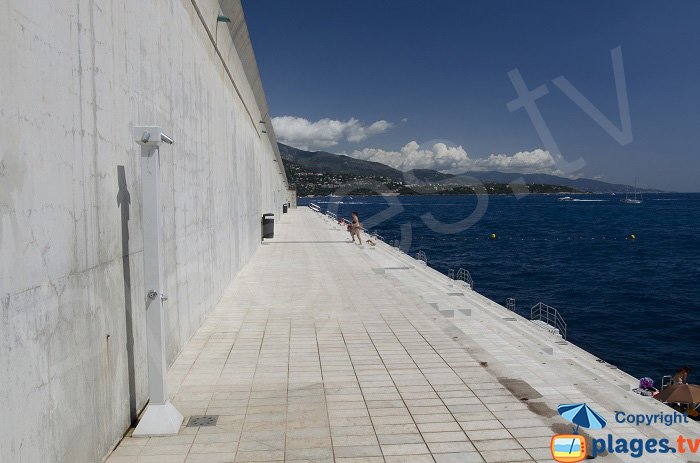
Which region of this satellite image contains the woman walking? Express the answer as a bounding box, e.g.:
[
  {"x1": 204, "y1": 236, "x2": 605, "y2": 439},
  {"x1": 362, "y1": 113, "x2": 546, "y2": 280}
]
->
[{"x1": 351, "y1": 211, "x2": 362, "y2": 245}]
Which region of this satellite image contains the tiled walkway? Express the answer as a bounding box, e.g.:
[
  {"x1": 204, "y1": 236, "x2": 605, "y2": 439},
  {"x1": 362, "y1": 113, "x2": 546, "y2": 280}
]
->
[{"x1": 106, "y1": 209, "x2": 698, "y2": 463}]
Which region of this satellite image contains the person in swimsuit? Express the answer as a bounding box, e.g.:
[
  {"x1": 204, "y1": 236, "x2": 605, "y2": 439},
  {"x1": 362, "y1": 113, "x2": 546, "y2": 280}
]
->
[
  {"x1": 672, "y1": 366, "x2": 690, "y2": 385},
  {"x1": 351, "y1": 211, "x2": 362, "y2": 245}
]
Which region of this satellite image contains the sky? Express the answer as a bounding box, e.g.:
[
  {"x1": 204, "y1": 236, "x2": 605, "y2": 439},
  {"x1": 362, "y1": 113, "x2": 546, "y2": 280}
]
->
[{"x1": 242, "y1": 1, "x2": 700, "y2": 191}]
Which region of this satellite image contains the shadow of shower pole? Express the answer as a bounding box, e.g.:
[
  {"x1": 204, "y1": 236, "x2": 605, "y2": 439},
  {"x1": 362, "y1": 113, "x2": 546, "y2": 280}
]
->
[{"x1": 117, "y1": 165, "x2": 137, "y2": 424}]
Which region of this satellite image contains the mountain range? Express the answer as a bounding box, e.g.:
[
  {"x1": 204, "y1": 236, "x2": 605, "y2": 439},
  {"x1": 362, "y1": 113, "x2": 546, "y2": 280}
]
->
[{"x1": 278, "y1": 143, "x2": 661, "y2": 193}]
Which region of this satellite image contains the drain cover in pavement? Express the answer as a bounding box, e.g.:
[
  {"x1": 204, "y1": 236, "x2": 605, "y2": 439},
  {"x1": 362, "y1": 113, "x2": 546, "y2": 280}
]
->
[{"x1": 186, "y1": 415, "x2": 219, "y2": 427}]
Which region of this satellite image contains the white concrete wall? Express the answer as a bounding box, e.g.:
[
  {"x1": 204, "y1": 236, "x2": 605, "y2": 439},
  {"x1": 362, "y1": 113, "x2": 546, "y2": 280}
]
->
[{"x1": 0, "y1": 1, "x2": 287, "y2": 461}]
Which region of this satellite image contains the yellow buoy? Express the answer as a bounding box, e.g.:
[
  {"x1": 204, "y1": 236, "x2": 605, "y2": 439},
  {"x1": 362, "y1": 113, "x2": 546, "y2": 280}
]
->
[
  {"x1": 490, "y1": 233, "x2": 497, "y2": 240},
  {"x1": 629, "y1": 234, "x2": 636, "y2": 240}
]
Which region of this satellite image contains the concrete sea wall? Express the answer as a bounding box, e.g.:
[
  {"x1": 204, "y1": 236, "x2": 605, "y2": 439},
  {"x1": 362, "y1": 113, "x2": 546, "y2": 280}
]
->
[{"x1": 0, "y1": 1, "x2": 288, "y2": 461}]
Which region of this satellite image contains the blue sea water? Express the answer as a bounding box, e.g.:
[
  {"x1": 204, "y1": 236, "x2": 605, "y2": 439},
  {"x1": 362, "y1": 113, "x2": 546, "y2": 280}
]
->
[{"x1": 300, "y1": 193, "x2": 700, "y2": 384}]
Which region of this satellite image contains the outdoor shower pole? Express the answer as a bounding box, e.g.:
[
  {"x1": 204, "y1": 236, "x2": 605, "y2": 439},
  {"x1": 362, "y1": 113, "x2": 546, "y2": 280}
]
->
[{"x1": 132, "y1": 126, "x2": 183, "y2": 436}]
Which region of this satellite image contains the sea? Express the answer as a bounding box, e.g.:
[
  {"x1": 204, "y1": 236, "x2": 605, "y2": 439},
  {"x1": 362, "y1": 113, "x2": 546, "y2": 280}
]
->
[{"x1": 299, "y1": 193, "x2": 700, "y2": 385}]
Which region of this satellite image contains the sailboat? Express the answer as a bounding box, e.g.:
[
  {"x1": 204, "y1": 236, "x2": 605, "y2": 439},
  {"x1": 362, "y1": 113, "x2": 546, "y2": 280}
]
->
[{"x1": 621, "y1": 178, "x2": 642, "y2": 204}]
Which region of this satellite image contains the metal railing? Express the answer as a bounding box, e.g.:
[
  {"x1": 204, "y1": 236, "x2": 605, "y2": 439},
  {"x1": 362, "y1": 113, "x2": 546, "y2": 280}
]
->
[
  {"x1": 661, "y1": 375, "x2": 673, "y2": 390},
  {"x1": 530, "y1": 302, "x2": 567, "y2": 339},
  {"x1": 416, "y1": 250, "x2": 427, "y2": 264},
  {"x1": 308, "y1": 203, "x2": 321, "y2": 212},
  {"x1": 325, "y1": 211, "x2": 337, "y2": 220},
  {"x1": 455, "y1": 268, "x2": 474, "y2": 289},
  {"x1": 506, "y1": 297, "x2": 515, "y2": 311}
]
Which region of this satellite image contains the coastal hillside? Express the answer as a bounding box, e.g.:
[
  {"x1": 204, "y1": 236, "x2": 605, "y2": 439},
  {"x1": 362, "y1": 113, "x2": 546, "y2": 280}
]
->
[
  {"x1": 278, "y1": 143, "x2": 403, "y2": 180},
  {"x1": 280, "y1": 143, "x2": 660, "y2": 195},
  {"x1": 457, "y1": 171, "x2": 660, "y2": 194}
]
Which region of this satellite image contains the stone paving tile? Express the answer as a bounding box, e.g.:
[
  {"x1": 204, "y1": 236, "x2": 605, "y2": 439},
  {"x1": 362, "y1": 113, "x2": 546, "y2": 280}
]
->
[
  {"x1": 189, "y1": 441, "x2": 238, "y2": 454},
  {"x1": 466, "y1": 429, "x2": 514, "y2": 441},
  {"x1": 138, "y1": 457, "x2": 189, "y2": 463},
  {"x1": 371, "y1": 414, "x2": 414, "y2": 425},
  {"x1": 332, "y1": 434, "x2": 380, "y2": 447},
  {"x1": 139, "y1": 444, "x2": 192, "y2": 456},
  {"x1": 374, "y1": 423, "x2": 420, "y2": 435},
  {"x1": 232, "y1": 449, "x2": 284, "y2": 462},
  {"x1": 236, "y1": 440, "x2": 284, "y2": 452},
  {"x1": 114, "y1": 445, "x2": 147, "y2": 457},
  {"x1": 455, "y1": 413, "x2": 500, "y2": 424},
  {"x1": 380, "y1": 443, "x2": 430, "y2": 455},
  {"x1": 417, "y1": 421, "x2": 462, "y2": 433},
  {"x1": 412, "y1": 413, "x2": 455, "y2": 424},
  {"x1": 193, "y1": 432, "x2": 239, "y2": 444},
  {"x1": 284, "y1": 447, "x2": 334, "y2": 460},
  {"x1": 525, "y1": 447, "x2": 557, "y2": 460},
  {"x1": 422, "y1": 431, "x2": 469, "y2": 443},
  {"x1": 334, "y1": 457, "x2": 384, "y2": 463},
  {"x1": 433, "y1": 452, "x2": 485, "y2": 463},
  {"x1": 473, "y1": 438, "x2": 523, "y2": 452},
  {"x1": 184, "y1": 453, "x2": 236, "y2": 463},
  {"x1": 507, "y1": 427, "x2": 552, "y2": 438},
  {"x1": 427, "y1": 441, "x2": 477, "y2": 453},
  {"x1": 515, "y1": 436, "x2": 550, "y2": 450},
  {"x1": 333, "y1": 445, "x2": 383, "y2": 458},
  {"x1": 479, "y1": 448, "x2": 533, "y2": 462},
  {"x1": 331, "y1": 425, "x2": 376, "y2": 437},
  {"x1": 384, "y1": 455, "x2": 434, "y2": 463}
]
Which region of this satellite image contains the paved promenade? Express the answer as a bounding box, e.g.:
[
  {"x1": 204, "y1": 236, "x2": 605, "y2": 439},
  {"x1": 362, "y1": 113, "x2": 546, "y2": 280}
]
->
[{"x1": 106, "y1": 208, "x2": 699, "y2": 463}]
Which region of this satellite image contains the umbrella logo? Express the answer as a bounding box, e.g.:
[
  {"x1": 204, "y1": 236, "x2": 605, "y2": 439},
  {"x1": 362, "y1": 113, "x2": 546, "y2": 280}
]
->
[{"x1": 551, "y1": 403, "x2": 607, "y2": 462}]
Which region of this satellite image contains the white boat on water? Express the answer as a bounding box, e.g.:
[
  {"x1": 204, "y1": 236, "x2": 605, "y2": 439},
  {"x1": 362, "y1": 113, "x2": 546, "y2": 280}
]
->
[
  {"x1": 621, "y1": 198, "x2": 642, "y2": 204},
  {"x1": 621, "y1": 178, "x2": 642, "y2": 204},
  {"x1": 558, "y1": 196, "x2": 574, "y2": 201}
]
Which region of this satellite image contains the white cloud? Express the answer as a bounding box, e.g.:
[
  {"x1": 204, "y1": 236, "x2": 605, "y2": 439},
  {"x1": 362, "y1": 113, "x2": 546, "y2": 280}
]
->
[
  {"x1": 476, "y1": 149, "x2": 557, "y2": 172},
  {"x1": 348, "y1": 141, "x2": 561, "y2": 174},
  {"x1": 272, "y1": 116, "x2": 392, "y2": 151}
]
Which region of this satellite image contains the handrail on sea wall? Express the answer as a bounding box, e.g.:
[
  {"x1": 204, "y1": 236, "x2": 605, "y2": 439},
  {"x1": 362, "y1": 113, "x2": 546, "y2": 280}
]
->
[
  {"x1": 448, "y1": 267, "x2": 473, "y2": 289},
  {"x1": 416, "y1": 250, "x2": 427, "y2": 264},
  {"x1": 530, "y1": 302, "x2": 567, "y2": 339}
]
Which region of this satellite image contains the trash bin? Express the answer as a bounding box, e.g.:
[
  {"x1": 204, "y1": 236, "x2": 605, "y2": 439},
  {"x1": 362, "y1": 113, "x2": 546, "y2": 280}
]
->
[
  {"x1": 261, "y1": 213, "x2": 274, "y2": 239},
  {"x1": 283, "y1": 203, "x2": 288, "y2": 214}
]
